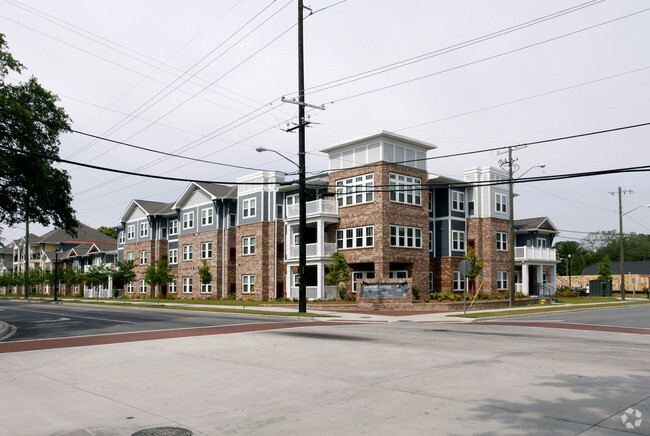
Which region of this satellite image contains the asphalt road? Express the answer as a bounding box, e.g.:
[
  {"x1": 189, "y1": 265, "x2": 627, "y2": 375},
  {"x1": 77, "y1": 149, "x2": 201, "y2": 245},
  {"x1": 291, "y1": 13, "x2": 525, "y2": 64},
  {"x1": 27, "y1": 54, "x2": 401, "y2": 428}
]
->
[{"x1": 0, "y1": 300, "x2": 293, "y2": 342}]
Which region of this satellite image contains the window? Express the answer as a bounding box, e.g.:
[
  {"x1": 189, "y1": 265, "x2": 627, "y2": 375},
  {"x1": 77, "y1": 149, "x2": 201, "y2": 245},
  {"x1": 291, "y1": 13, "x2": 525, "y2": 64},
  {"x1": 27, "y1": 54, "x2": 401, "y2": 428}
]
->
[
  {"x1": 242, "y1": 237, "x2": 255, "y2": 255},
  {"x1": 352, "y1": 271, "x2": 375, "y2": 293},
  {"x1": 242, "y1": 275, "x2": 256, "y2": 293},
  {"x1": 389, "y1": 271, "x2": 408, "y2": 279},
  {"x1": 496, "y1": 232, "x2": 508, "y2": 251},
  {"x1": 127, "y1": 252, "x2": 134, "y2": 261},
  {"x1": 537, "y1": 238, "x2": 547, "y2": 248},
  {"x1": 169, "y1": 248, "x2": 178, "y2": 264},
  {"x1": 452, "y1": 191, "x2": 465, "y2": 212},
  {"x1": 140, "y1": 250, "x2": 147, "y2": 265},
  {"x1": 429, "y1": 191, "x2": 433, "y2": 212},
  {"x1": 160, "y1": 226, "x2": 167, "y2": 239},
  {"x1": 140, "y1": 279, "x2": 147, "y2": 293},
  {"x1": 389, "y1": 173, "x2": 421, "y2": 205},
  {"x1": 453, "y1": 271, "x2": 465, "y2": 290},
  {"x1": 429, "y1": 230, "x2": 433, "y2": 252},
  {"x1": 201, "y1": 242, "x2": 213, "y2": 259},
  {"x1": 390, "y1": 226, "x2": 422, "y2": 248},
  {"x1": 118, "y1": 231, "x2": 125, "y2": 244},
  {"x1": 429, "y1": 272, "x2": 434, "y2": 291},
  {"x1": 127, "y1": 225, "x2": 135, "y2": 240},
  {"x1": 497, "y1": 271, "x2": 508, "y2": 290},
  {"x1": 243, "y1": 198, "x2": 256, "y2": 218},
  {"x1": 496, "y1": 193, "x2": 507, "y2": 213},
  {"x1": 201, "y1": 282, "x2": 212, "y2": 293},
  {"x1": 183, "y1": 211, "x2": 194, "y2": 230},
  {"x1": 336, "y1": 173, "x2": 374, "y2": 207},
  {"x1": 452, "y1": 230, "x2": 465, "y2": 252},
  {"x1": 140, "y1": 222, "x2": 148, "y2": 237},
  {"x1": 183, "y1": 277, "x2": 193, "y2": 293},
  {"x1": 286, "y1": 194, "x2": 299, "y2": 206},
  {"x1": 169, "y1": 279, "x2": 177, "y2": 294},
  {"x1": 229, "y1": 214, "x2": 236, "y2": 227},
  {"x1": 201, "y1": 208, "x2": 213, "y2": 226},
  {"x1": 127, "y1": 282, "x2": 134, "y2": 293},
  {"x1": 336, "y1": 226, "x2": 374, "y2": 249},
  {"x1": 169, "y1": 220, "x2": 179, "y2": 236},
  {"x1": 183, "y1": 245, "x2": 193, "y2": 261}
]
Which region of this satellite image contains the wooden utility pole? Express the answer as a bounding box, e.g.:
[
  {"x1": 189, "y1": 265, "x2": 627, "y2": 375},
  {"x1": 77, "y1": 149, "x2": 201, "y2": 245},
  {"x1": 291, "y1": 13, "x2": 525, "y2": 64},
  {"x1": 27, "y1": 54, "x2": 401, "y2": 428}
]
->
[
  {"x1": 508, "y1": 147, "x2": 515, "y2": 307},
  {"x1": 297, "y1": 0, "x2": 307, "y2": 313}
]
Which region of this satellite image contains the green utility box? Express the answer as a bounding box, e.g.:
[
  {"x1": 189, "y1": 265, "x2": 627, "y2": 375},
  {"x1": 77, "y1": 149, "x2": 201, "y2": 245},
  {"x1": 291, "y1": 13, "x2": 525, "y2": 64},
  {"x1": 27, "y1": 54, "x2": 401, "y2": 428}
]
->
[{"x1": 589, "y1": 280, "x2": 612, "y2": 297}]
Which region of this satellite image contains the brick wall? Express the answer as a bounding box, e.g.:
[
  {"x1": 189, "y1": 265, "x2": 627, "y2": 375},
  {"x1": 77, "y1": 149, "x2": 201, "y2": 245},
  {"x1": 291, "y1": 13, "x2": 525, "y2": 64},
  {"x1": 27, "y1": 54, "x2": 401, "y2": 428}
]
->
[
  {"x1": 467, "y1": 217, "x2": 511, "y2": 292},
  {"x1": 236, "y1": 221, "x2": 284, "y2": 301}
]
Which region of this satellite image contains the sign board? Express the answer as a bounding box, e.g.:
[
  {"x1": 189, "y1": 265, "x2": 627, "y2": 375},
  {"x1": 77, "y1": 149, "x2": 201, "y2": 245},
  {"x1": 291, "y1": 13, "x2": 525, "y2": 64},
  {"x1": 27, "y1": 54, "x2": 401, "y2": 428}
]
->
[
  {"x1": 459, "y1": 260, "x2": 472, "y2": 278},
  {"x1": 361, "y1": 282, "x2": 409, "y2": 299}
]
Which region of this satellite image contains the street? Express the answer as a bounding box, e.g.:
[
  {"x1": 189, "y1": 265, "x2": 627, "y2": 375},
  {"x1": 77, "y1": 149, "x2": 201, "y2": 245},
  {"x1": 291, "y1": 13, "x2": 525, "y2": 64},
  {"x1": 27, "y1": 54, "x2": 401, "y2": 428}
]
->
[{"x1": 0, "y1": 303, "x2": 649, "y2": 435}]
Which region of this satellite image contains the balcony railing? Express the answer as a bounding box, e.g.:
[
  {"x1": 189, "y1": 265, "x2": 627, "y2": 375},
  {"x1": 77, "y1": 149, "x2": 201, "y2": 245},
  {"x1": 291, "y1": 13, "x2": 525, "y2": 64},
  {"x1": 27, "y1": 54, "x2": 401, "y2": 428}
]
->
[
  {"x1": 515, "y1": 246, "x2": 557, "y2": 262},
  {"x1": 288, "y1": 242, "x2": 337, "y2": 259},
  {"x1": 289, "y1": 285, "x2": 337, "y2": 300},
  {"x1": 286, "y1": 199, "x2": 338, "y2": 219}
]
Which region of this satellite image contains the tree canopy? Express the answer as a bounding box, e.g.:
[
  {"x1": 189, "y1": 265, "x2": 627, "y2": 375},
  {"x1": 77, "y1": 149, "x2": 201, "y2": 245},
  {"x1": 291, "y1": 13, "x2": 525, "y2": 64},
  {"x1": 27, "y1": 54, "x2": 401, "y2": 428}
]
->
[
  {"x1": 0, "y1": 33, "x2": 77, "y2": 235},
  {"x1": 97, "y1": 226, "x2": 117, "y2": 239}
]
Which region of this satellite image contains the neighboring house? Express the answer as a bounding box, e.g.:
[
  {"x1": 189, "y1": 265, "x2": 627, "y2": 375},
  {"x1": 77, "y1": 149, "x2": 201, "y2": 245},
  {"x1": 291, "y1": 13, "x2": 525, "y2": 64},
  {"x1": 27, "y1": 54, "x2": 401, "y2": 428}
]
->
[
  {"x1": 3, "y1": 223, "x2": 117, "y2": 296},
  {"x1": 116, "y1": 131, "x2": 561, "y2": 301},
  {"x1": 567, "y1": 260, "x2": 650, "y2": 292}
]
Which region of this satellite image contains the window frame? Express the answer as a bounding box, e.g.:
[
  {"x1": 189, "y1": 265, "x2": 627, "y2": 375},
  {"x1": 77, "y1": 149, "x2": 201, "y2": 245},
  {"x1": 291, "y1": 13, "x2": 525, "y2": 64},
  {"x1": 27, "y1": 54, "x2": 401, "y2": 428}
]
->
[
  {"x1": 453, "y1": 271, "x2": 465, "y2": 290},
  {"x1": 242, "y1": 236, "x2": 256, "y2": 255},
  {"x1": 168, "y1": 248, "x2": 178, "y2": 264},
  {"x1": 126, "y1": 281, "x2": 134, "y2": 293},
  {"x1": 139, "y1": 222, "x2": 148, "y2": 238},
  {"x1": 169, "y1": 219, "x2": 179, "y2": 236},
  {"x1": 168, "y1": 279, "x2": 177, "y2": 294},
  {"x1": 451, "y1": 191, "x2": 465, "y2": 212},
  {"x1": 336, "y1": 173, "x2": 374, "y2": 207},
  {"x1": 182, "y1": 211, "x2": 194, "y2": 230},
  {"x1": 182, "y1": 244, "x2": 193, "y2": 261},
  {"x1": 140, "y1": 250, "x2": 147, "y2": 265},
  {"x1": 496, "y1": 232, "x2": 508, "y2": 251},
  {"x1": 127, "y1": 224, "x2": 135, "y2": 240},
  {"x1": 182, "y1": 277, "x2": 193, "y2": 294},
  {"x1": 242, "y1": 274, "x2": 256, "y2": 294},
  {"x1": 389, "y1": 225, "x2": 422, "y2": 248},
  {"x1": 201, "y1": 207, "x2": 213, "y2": 226},
  {"x1": 452, "y1": 230, "x2": 466, "y2": 252},
  {"x1": 139, "y1": 279, "x2": 147, "y2": 294},
  {"x1": 497, "y1": 271, "x2": 508, "y2": 290},
  {"x1": 336, "y1": 226, "x2": 374, "y2": 250},
  {"x1": 389, "y1": 173, "x2": 421, "y2": 206},
  {"x1": 242, "y1": 198, "x2": 257, "y2": 219},
  {"x1": 496, "y1": 193, "x2": 508, "y2": 213}
]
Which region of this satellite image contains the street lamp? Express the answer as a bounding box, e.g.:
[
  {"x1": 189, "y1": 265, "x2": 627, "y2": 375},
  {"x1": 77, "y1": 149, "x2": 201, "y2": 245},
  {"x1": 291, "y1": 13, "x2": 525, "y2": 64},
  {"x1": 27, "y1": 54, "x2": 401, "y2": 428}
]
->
[
  {"x1": 618, "y1": 201, "x2": 650, "y2": 300},
  {"x1": 568, "y1": 254, "x2": 571, "y2": 289},
  {"x1": 256, "y1": 147, "x2": 307, "y2": 313}
]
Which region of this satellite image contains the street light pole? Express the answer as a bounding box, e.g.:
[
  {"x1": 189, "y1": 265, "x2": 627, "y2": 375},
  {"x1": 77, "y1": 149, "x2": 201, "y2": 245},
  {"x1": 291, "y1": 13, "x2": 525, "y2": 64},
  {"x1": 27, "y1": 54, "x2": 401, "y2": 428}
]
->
[{"x1": 568, "y1": 254, "x2": 571, "y2": 289}]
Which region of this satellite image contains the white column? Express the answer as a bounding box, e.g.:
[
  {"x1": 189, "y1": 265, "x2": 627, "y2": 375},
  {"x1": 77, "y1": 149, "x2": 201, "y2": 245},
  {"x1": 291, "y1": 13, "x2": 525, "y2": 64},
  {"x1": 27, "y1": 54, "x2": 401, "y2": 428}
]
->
[
  {"x1": 536, "y1": 265, "x2": 543, "y2": 294},
  {"x1": 317, "y1": 220, "x2": 323, "y2": 257},
  {"x1": 317, "y1": 263, "x2": 323, "y2": 300},
  {"x1": 521, "y1": 263, "x2": 529, "y2": 295},
  {"x1": 550, "y1": 264, "x2": 557, "y2": 289}
]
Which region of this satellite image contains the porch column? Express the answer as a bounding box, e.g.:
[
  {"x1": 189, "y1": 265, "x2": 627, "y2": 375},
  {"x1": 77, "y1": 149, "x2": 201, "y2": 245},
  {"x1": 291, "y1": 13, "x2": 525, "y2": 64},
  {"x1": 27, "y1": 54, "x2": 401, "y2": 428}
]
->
[
  {"x1": 521, "y1": 263, "x2": 529, "y2": 295},
  {"x1": 285, "y1": 265, "x2": 292, "y2": 299},
  {"x1": 550, "y1": 264, "x2": 557, "y2": 289},
  {"x1": 317, "y1": 220, "x2": 323, "y2": 257},
  {"x1": 537, "y1": 265, "x2": 544, "y2": 291},
  {"x1": 317, "y1": 263, "x2": 323, "y2": 300}
]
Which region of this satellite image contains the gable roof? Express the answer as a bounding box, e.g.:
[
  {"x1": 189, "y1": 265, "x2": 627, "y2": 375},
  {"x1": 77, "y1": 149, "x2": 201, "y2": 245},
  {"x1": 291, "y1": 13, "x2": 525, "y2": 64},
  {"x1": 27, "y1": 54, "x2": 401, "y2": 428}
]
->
[
  {"x1": 582, "y1": 261, "x2": 650, "y2": 276},
  {"x1": 119, "y1": 199, "x2": 175, "y2": 223},
  {"x1": 173, "y1": 182, "x2": 236, "y2": 210},
  {"x1": 39, "y1": 222, "x2": 116, "y2": 244},
  {"x1": 514, "y1": 217, "x2": 558, "y2": 233}
]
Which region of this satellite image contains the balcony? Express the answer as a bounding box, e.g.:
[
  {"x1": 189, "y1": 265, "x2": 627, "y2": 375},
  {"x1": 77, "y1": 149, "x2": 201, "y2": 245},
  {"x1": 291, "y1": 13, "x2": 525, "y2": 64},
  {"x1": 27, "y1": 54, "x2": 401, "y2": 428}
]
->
[
  {"x1": 288, "y1": 242, "x2": 337, "y2": 260},
  {"x1": 515, "y1": 246, "x2": 557, "y2": 263},
  {"x1": 286, "y1": 199, "x2": 338, "y2": 220}
]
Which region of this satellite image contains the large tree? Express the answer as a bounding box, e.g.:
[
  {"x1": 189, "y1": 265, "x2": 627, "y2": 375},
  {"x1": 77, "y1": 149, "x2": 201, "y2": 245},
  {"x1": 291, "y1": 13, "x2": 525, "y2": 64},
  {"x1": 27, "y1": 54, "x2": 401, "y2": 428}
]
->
[{"x1": 0, "y1": 33, "x2": 77, "y2": 234}]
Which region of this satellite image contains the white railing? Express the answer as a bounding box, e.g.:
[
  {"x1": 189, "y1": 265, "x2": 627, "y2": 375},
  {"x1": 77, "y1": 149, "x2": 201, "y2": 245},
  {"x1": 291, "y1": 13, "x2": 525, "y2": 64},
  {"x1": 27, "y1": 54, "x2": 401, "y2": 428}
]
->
[
  {"x1": 286, "y1": 199, "x2": 338, "y2": 219},
  {"x1": 515, "y1": 246, "x2": 556, "y2": 262},
  {"x1": 289, "y1": 242, "x2": 336, "y2": 259},
  {"x1": 288, "y1": 285, "x2": 337, "y2": 300}
]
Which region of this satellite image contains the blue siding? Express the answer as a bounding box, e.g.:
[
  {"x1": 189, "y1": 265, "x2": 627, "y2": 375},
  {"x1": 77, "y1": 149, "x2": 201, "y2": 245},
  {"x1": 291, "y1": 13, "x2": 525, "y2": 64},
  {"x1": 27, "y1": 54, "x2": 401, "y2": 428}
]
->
[
  {"x1": 435, "y1": 220, "x2": 448, "y2": 257},
  {"x1": 450, "y1": 219, "x2": 466, "y2": 257},
  {"x1": 239, "y1": 192, "x2": 262, "y2": 225},
  {"x1": 179, "y1": 207, "x2": 198, "y2": 235},
  {"x1": 198, "y1": 204, "x2": 217, "y2": 231},
  {"x1": 434, "y1": 189, "x2": 449, "y2": 217}
]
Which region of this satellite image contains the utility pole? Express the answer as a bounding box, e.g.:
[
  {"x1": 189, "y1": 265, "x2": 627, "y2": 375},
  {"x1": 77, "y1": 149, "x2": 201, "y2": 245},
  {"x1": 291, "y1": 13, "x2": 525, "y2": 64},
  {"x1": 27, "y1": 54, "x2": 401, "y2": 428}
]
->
[
  {"x1": 24, "y1": 206, "x2": 29, "y2": 299},
  {"x1": 297, "y1": 0, "x2": 307, "y2": 313},
  {"x1": 610, "y1": 187, "x2": 632, "y2": 300},
  {"x1": 507, "y1": 147, "x2": 515, "y2": 307}
]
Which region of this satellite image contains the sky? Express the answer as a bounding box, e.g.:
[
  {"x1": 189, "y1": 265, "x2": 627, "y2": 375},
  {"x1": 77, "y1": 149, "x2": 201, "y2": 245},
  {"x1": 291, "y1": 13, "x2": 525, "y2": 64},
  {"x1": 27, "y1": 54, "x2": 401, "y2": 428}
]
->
[{"x1": 1, "y1": 0, "x2": 649, "y2": 245}]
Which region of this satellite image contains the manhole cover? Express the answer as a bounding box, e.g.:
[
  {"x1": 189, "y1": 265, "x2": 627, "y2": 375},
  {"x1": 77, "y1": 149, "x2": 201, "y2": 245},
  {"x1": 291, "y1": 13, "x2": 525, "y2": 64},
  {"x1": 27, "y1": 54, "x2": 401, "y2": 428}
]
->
[{"x1": 131, "y1": 427, "x2": 192, "y2": 436}]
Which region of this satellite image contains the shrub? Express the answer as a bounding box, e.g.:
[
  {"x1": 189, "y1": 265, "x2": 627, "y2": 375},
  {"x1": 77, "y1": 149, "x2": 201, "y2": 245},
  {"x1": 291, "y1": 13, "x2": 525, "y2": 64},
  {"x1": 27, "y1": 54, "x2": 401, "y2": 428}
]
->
[
  {"x1": 429, "y1": 290, "x2": 461, "y2": 302},
  {"x1": 412, "y1": 285, "x2": 420, "y2": 300},
  {"x1": 488, "y1": 291, "x2": 503, "y2": 300},
  {"x1": 556, "y1": 288, "x2": 580, "y2": 297},
  {"x1": 338, "y1": 286, "x2": 347, "y2": 301}
]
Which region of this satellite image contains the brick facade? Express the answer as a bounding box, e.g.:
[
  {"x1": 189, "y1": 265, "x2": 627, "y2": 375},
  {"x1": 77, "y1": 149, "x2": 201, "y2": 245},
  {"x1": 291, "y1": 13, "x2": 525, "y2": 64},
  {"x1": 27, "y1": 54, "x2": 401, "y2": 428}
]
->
[
  {"x1": 236, "y1": 221, "x2": 284, "y2": 301},
  {"x1": 467, "y1": 217, "x2": 511, "y2": 292}
]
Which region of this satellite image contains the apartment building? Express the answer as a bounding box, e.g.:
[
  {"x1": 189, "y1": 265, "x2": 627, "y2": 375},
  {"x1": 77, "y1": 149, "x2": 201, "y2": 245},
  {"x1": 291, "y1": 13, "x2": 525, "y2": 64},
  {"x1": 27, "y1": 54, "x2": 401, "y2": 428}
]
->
[{"x1": 117, "y1": 131, "x2": 559, "y2": 301}]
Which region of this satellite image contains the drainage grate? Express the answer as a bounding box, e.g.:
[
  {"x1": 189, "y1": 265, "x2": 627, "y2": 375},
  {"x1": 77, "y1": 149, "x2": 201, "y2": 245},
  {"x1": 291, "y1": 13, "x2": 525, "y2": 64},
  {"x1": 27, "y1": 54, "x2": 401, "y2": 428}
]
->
[{"x1": 131, "y1": 427, "x2": 192, "y2": 436}]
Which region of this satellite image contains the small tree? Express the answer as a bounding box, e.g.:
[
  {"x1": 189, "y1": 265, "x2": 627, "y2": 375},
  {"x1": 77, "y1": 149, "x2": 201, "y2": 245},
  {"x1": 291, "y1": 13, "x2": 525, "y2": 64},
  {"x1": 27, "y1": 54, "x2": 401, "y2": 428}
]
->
[
  {"x1": 198, "y1": 260, "x2": 213, "y2": 295},
  {"x1": 325, "y1": 252, "x2": 351, "y2": 300},
  {"x1": 111, "y1": 259, "x2": 136, "y2": 297},
  {"x1": 85, "y1": 263, "x2": 110, "y2": 298},
  {"x1": 145, "y1": 259, "x2": 173, "y2": 299},
  {"x1": 597, "y1": 256, "x2": 613, "y2": 281},
  {"x1": 464, "y1": 247, "x2": 484, "y2": 280}
]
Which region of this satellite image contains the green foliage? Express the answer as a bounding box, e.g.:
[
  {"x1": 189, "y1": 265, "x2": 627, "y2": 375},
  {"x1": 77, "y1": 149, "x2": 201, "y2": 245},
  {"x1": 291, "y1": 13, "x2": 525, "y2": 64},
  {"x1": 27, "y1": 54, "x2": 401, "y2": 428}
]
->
[
  {"x1": 597, "y1": 256, "x2": 613, "y2": 280},
  {"x1": 463, "y1": 247, "x2": 484, "y2": 279},
  {"x1": 198, "y1": 260, "x2": 212, "y2": 285},
  {"x1": 0, "y1": 33, "x2": 77, "y2": 235},
  {"x1": 338, "y1": 286, "x2": 347, "y2": 301},
  {"x1": 429, "y1": 290, "x2": 462, "y2": 302},
  {"x1": 85, "y1": 263, "x2": 110, "y2": 289},
  {"x1": 412, "y1": 285, "x2": 420, "y2": 300},
  {"x1": 145, "y1": 259, "x2": 174, "y2": 297},
  {"x1": 325, "y1": 252, "x2": 351, "y2": 285},
  {"x1": 111, "y1": 259, "x2": 136, "y2": 289},
  {"x1": 556, "y1": 287, "x2": 580, "y2": 297},
  {"x1": 96, "y1": 226, "x2": 117, "y2": 239}
]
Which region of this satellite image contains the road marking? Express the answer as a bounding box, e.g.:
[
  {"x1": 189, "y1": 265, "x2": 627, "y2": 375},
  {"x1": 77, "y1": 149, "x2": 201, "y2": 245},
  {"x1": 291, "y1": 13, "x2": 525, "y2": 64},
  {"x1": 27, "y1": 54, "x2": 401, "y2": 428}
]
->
[
  {"x1": 33, "y1": 317, "x2": 71, "y2": 323},
  {"x1": 62, "y1": 305, "x2": 197, "y2": 319},
  {"x1": 1, "y1": 306, "x2": 136, "y2": 324}
]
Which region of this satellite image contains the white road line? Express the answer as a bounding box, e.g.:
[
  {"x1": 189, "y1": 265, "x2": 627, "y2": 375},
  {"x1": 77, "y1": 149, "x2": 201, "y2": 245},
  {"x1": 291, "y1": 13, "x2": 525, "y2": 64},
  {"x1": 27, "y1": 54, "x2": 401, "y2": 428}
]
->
[{"x1": 1, "y1": 306, "x2": 136, "y2": 324}]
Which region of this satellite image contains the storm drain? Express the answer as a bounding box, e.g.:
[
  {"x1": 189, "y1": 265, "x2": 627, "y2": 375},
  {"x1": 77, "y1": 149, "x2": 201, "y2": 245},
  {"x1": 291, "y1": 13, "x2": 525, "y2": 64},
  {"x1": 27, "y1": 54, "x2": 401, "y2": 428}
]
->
[{"x1": 131, "y1": 427, "x2": 192, "y2": 436}]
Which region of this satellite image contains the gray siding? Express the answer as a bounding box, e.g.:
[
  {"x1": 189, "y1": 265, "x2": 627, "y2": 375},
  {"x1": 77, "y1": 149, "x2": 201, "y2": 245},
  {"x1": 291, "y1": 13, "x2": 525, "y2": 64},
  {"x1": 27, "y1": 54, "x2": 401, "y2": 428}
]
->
[{"x1": 239, "y1": 192, "x2": 262, "y2": 225}]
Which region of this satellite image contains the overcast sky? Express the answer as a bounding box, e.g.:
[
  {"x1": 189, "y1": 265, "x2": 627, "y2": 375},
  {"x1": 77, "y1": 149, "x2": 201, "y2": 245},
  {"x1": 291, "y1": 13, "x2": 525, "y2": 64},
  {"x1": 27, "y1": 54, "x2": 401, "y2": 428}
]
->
[{"x1": 2, "y1": 0, "x2": 649, "y2": 244}]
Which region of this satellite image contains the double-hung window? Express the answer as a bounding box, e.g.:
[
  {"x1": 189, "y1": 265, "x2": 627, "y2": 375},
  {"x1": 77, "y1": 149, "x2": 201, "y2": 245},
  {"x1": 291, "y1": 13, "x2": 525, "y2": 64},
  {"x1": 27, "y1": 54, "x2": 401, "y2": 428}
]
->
[
  {"x1": 201, "y1": 242, "x2": 213, "y2": 259},
  {"x1": 336, "y1": 226, "x2": 374, "y2": 249},
  {"x1": 118, "y1": 232, "x2": 125, "y2": 244},
  {"x1": 139, "y1": 222, "x2": 148, "y2": 238},
  {"x1": 201, "y1": 282, "x2": 212, "y2": 293},
  {"x1": 497, "y1": 271, "x2": 508, "y2": 290},
  {"x1": 183, "y1": 245, "x2": 193, "y2": 261},
  {"x1": 452, "y1": 191, "x2": 465, "y2": 212},
  {"x1": 140, "y1": 280, "x2": 147, "y2": 293},
  {"x1": 201, "y1": 208, "x2": 213, "y2": 226},
  {"x1": 389, "y1": 173, "x2": 421, "y2": 205},
  {"x1": 243, "y1": 199, "x2": 256, "y2": 218},
  {"x1": 169, "y1": 279, "x2": 177, "y2": 294},
  {"x1": 496, "y1": 232, "x2": 508, "y2": 251},
  {"x1": 243, "y1": 236, "x2": 256, "y2": 255},
  {"x1": 183, "y1": 277, "x2": 193, "y2": 293},
  {"x1": 168, "y1": 248, "x2": 178, "y2": 264},
  {"x1": 127, "y1": 225, "x2": 135, "y2": 240},
  {"x1": 496, "y1": 193, "x2": 507, "y2": 213},
  {"x1": 183, "y1": 212, "x2": 194, "y2": 230},
  {"x1": 242, "y1": 275, "x2": 256, "y2": 293},
  {"x1": 452, "y1": 230, "x2": 465, "y2": 252},
  {"x1": 336, "y1": 173, "x2": 374, "y2": 207},
  {"x1": 389, "y1": 226, "x2": 422, "y2": 248},
  {"x1": 453, "y1": 271, "x2": 465, "y2": 290},
  {"x1": 140, "y1": 250, "x2": 147, "y2": 265},
  {"x1": 169, "y1": 220, "x2": 179, "y2": 236},
  {"x1": 126, "y1": 282, "x2": 134, "y2": 293}
]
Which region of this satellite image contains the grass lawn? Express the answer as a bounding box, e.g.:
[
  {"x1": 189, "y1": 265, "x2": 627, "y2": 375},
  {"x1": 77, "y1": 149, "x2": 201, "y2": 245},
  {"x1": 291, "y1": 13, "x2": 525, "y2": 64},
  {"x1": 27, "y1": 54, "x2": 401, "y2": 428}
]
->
[
  {"x1": 555, "y1": 297, "x2": 620, "y2": 304},
  {"x1": 451, "y1": 300, "x2": 650, "y2": 318}
]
